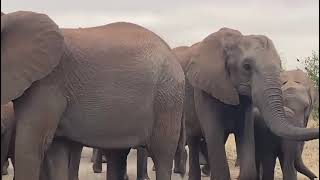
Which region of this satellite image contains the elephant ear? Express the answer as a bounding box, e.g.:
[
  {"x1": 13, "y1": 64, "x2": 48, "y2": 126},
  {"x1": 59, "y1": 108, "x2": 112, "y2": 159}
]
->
[
  {"x1": 1, "y1": 11, "x2": 64, "y2": 105},
  {"x1": 186, "y1": 28, "x2": 242, "y2": 105}
]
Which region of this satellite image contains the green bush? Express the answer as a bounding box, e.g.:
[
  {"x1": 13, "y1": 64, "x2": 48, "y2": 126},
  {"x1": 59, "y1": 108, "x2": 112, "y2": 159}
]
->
[{"x1": 298, "y1": 51, "x2": 319, "y2": 122}]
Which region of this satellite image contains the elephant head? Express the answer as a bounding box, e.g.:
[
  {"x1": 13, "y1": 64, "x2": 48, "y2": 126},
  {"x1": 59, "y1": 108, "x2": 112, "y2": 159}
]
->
[
  {"x1": 1, "y1": 11, "x2": 64, "y2": 105},
  {"x1": 186, "y1": 27, "x2": 318, "y2": 140},
  {"x1": 280, "y1": 69, "x2": 317, "y2": 127}
]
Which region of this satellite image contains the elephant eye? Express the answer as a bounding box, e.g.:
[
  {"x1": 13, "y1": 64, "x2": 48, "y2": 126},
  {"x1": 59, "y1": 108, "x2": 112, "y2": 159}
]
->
[
  {"x1": 243, "y1": 63, "x2": 251, "y2": 71},
  {"x1": 282, "y1": 80, "x2": 288, "y2": 85},
  {"x1": 294, "y1": 81, "x2": 301, "y2": 84}
]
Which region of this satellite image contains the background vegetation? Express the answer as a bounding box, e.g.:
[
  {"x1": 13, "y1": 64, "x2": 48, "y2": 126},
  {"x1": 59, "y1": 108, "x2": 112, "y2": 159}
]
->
[{"x1": 298, "y1": 50, "x2": 319, "y2": 124}]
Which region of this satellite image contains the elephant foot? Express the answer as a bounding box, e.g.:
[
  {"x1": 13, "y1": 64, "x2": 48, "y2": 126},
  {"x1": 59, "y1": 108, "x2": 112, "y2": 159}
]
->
[
  {"x1": 201, "y1": 165, "x2": 210, "y2": 177},
  {"x1": 2, "y1": 168, "x2": 8, "y2": 175},
  {"x1": 92, "y1": 164, "x2": 102, "y2": 173},
  {"x1": 173, "y1": 166, "x2": 186, "y2": 176},
  {"x1": 173, "y1": 151, "x2": 187, "y2": 176},
  {"x1": 2, "y1": 160, "x2": 9, "y2": 175}
]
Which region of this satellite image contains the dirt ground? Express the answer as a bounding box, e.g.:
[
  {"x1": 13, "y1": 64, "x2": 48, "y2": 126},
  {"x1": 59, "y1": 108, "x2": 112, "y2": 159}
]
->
[{"x1": 3, "y1": 121, "x2": 319, "y2": 180}]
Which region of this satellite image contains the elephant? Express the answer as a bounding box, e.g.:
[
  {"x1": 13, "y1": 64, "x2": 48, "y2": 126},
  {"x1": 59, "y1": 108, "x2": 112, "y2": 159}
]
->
[
  {"x1": 1, "y1": 11, "x2": 185, "y2": 180},
  {"x1": 171, "y1": 28, "x2": 319, "y2": 180},
  {"x1": 1, "y1": 102, "x2": 16, "y2": 176},
  {"x1": 255, "y1": 69, "x2": 318, "y2": 180}
]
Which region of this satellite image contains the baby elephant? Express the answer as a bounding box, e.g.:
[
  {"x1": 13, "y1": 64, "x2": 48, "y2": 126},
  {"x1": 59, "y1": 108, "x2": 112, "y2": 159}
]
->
[{"x1": 255, "y1": 69, "x2": 317, "y2": 180}]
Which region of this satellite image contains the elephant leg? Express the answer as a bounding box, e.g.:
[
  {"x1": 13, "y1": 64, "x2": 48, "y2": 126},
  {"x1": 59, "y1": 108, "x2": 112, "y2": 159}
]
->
[
  {"x1": 187, "y1": 136, "x2": 201, "y2": 180},
  {"x1": 173, "y1": 111, "x2": 187, "y2": 177},
  {"x1": 149, "y1": 93, "x2": 182, "y2": 180},
  {"x1": 204, "y1": 122, "x2": 230, "y2": 180},
  {"x1": 194, "y1": 90, "x2": 231, "y2": 180},
  {"x1": 255, "y1": 146, "x2": 262, "y2": 180},
  {"x1": 93, "y1": 149, "x2": 103, "y2": 173},
  {"x1": 137, "y1": 147, "x2": 150, "y2": 180},
  {"x1": 105, "y1": 149, "x2": 130, "y2": 180},
  {"x1": 40, "y1": 138, "x2": 70, "y2": 180},
  {"x1": 279, "y1": 141, "x2": 297, "y2": 180},
  {"x1": 260, "y1": 153, "x2": 276, "y2": 180},
  {"x1": 236, "y1": 105, "x2": 257, "y2": 180},
  {"x1": 173, "y1": 145, "x2": 187, "y2": 175},
  {"x1": 68, "y1": 142, "x2": 83, "y2": 180},
  {"x1": 200, "y1": 138, "x2": 210, "y2": 177},
  {"x1": 2, "y1": 159, "x2": 9, "y2": 175},
  {"x1": 1, "y1": 127, "x2": 13, "y2": 169},
  {"x1": 13, "y1": 87, "x2": 67, "y2": 180}
]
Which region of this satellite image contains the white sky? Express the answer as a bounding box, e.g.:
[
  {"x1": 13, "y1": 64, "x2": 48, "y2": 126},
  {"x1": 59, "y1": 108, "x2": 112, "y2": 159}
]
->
[{"x1": 2, "y1": 0, "x2": 319, "y2": 70}]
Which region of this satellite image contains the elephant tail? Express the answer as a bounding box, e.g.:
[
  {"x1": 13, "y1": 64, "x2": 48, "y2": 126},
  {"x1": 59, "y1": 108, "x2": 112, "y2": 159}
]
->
[
  {"x1": 175, "y1": 111, "x2": 187, "y2": 177},
  {"x1": 294, "y1": 146, "x2": 317, "y2": 179}
]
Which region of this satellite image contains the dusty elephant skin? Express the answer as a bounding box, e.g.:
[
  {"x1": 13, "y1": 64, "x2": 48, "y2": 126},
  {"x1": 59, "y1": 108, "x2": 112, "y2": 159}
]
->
[
  {"x1": 255, "y1": 69, "x2": 318, "y2": 180},
  {"x1": 1, "y1": 102, "x2": 15, "y2": 176},
  {"x1": 171, "y1": 28, "x2": 319, "y2": 180},
  {"x1": 1, "y1": 11, "x2": 185, "y2": 180}
]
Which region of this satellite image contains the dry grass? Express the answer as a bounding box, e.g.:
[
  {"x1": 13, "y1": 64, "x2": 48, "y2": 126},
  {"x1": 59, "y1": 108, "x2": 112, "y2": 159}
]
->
[{"x1": 225, "y1": 120, "x2": 319, "y2": 180}]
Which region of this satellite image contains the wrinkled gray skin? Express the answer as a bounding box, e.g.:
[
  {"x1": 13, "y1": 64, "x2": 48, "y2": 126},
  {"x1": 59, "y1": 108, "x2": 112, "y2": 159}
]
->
[
  {"x1": 1, "y1": 11, "x2": 185, "y2": 180},
  {"x1": 255, "y1": 69, "x2": 318, "y2": 180},
  {"x1": 1, "y1": 102, "x2": 15, "y2": 176},
  {"x1": 172, "y1": 28, "x2": 319, "y2": 180}
]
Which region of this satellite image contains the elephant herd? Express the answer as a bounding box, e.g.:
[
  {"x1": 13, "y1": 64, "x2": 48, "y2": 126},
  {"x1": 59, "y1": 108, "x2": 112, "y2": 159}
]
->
[{"x1": 1, "y1": 10, "x2": 319, "y2": 180}]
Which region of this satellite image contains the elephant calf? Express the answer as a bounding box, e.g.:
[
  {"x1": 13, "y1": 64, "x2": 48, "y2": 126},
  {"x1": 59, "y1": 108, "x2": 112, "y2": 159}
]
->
[{"x1": 255, "y1": 69, "x2": 318, "y2": 180}]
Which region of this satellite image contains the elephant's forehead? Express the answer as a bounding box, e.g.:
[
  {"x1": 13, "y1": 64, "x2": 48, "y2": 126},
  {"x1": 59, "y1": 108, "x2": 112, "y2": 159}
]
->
[{"x1": 280, "y1": 70, "x2": 310, "y2": 86}]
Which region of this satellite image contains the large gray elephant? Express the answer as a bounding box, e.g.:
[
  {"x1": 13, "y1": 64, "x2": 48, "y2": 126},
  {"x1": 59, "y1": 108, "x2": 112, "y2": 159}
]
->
[
  {"x1": 1, "y1": 11, "x2": 185, "y2": 180},
  {"x1": 171, "y1": 28, "x2": 319, "y2": 180},
  {"x1": 255, "y1": 69, "x2": 318, "y2": 180}
]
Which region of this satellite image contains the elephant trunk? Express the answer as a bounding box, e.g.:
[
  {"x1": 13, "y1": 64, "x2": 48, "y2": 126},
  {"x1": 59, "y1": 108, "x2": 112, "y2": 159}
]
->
[{"x1": 253, "y1": 70, "x2": 319, "y2": 141}]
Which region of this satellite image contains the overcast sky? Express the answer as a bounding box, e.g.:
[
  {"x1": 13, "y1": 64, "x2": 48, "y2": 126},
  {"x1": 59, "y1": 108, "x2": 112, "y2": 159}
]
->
[{"x1": 2, "y1": 0, "x2": 319, "y2": 69}]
